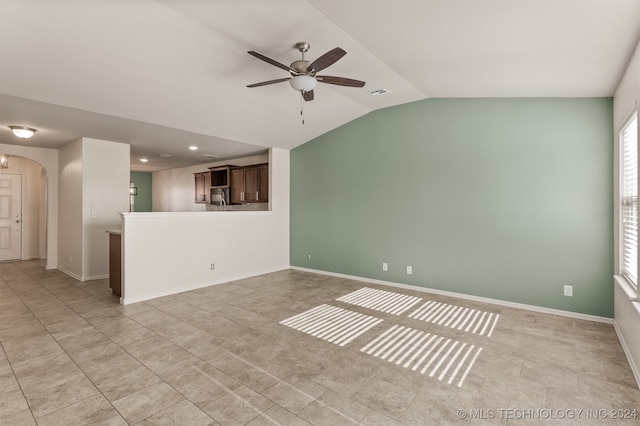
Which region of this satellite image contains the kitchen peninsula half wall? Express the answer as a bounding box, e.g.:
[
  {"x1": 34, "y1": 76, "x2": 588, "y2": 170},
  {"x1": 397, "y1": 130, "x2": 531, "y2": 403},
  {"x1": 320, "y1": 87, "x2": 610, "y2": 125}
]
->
[{"x1": 120, "y1": 148, "x2": 289, "y2": 304}]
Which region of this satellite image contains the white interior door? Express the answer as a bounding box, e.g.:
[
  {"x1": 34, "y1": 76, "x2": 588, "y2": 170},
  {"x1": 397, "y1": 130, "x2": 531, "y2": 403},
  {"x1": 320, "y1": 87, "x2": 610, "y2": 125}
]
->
[{"x1": 0, "y1": 173, "x2": 22, "y2": 261}]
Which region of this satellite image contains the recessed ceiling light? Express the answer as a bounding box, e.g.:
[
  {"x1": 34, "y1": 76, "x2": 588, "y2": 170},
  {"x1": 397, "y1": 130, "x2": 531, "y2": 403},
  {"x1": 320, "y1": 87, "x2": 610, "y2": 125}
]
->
[
  {"x1": 140, "y1": 158, "x2": 149, "y2": 163},
  {"x1": 368, "y1": 88, "x2": 390, "y2": 96},
  {"x1": 188, "y1": 146, "x2": 198, "y2": 151}
]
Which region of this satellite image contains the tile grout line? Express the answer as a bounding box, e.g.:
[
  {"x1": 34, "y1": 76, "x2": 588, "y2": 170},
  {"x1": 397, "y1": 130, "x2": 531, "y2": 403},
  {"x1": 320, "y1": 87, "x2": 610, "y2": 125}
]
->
[
  {"x1": 225, "y1": 352, "x2": 368, "y2": 425},
  {"x1": 0, "y1": 340, "x2": 37, "y2": 424},
  {"x1": 2, "y1": 263, "x2": 200, "y2": 424},
  {"x1": 1, "y1": 263, "x2": 136, "y2": 423}
]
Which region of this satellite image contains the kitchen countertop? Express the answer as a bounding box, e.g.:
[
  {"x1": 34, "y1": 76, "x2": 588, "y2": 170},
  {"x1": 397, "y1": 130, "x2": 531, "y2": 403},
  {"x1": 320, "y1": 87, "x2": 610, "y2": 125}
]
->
[{"x1": 206, "y1": 203, "x2": 268, "y2": 212}]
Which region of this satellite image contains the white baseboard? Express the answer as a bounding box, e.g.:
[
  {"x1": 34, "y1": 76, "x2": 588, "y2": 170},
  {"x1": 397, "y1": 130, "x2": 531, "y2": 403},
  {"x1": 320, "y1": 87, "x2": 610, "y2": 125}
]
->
[
  {"x1": 291, "y1": 266, "x2": 613, "y2": 324},
  {"x1": 121, "y1": 267, "x2": 287, "y2": 305},
  {"x1": 121, "y1": 281, "x2": 227, "y2": 305},
  {"x1": 58, "y1": 267, "x2": 82, "y2": 281},
  {"x1": 58, "y1": 268, "x2": 108, "y2": 282},
  {"x1": 85, "y1": 274, "x2": 108, "y2": 281},
  {"x1": 613, "y1": 320, "x2": 640, "y2": 389}
]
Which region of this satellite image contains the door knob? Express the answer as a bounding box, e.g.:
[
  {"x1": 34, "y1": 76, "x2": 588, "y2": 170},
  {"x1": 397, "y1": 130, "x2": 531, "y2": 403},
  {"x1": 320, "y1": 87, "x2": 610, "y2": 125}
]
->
[{"x1": 15, "y1": 220, "x2": 20, "y2": 223}]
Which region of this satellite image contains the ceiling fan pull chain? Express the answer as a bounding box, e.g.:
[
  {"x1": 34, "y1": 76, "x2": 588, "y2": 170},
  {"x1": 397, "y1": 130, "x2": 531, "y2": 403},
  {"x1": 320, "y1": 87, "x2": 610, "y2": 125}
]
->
[{"x1": 301, "y1": 94, "x2": 305, "y2": 125}]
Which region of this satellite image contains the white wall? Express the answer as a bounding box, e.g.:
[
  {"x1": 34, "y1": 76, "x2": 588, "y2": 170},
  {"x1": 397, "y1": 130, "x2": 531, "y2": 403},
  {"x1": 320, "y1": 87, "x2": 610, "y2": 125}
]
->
[
  {"x1": 21, "y1": 160, "x2": 43, "y2": 260},
  {"x1": 121, "y1": 148, "x2": 289, "y2": 303},
  {"x1": 613, "y1": 39, "x2": 640, "y2": 387},
  {"x1": 58, "y1": 139, "x2": 84, "y2": 278},
  {"x1": 82, "y1": 138, "x2": 130, "y2": 278},
  {"x1": 58, "y1": 138, "x2": 130, "y2": 280},
  {"x1": 0, "y1": 143, "x2": 58, "y2": 269},
  {"x1": 153, "y1": 153, "x2": 269, "y2": 212},
  {"x1": 39, "y1": 168, "x2": 47, "y2": 259}
]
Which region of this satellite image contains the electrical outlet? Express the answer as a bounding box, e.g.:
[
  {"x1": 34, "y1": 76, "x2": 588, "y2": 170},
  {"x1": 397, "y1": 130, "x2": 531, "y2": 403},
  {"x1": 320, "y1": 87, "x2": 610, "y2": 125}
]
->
[
  {"x1": 308, "y1": 254, "x2": 311, "y2": 259},
  {"x1": 382, "y1": 262, "x2": 388, "y2": 271},
  {"x1": 210, "y1": 263, "x2": 215, "y2": 270},
  {"x1": 69, "y1": 256, "x2": 72, "y2": 264},
  {"x1": 406, "y1": 265, "x2": 413, "y2": 275},
  {"x1": 564, "y1": 285, "x2": 573, "y2": 297}
]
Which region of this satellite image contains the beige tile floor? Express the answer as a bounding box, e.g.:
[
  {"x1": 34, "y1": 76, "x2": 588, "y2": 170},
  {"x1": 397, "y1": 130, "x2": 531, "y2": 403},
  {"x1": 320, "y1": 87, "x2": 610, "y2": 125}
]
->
[{"x1": 1, "y1": 260, "x2": 639, "y2": 425}]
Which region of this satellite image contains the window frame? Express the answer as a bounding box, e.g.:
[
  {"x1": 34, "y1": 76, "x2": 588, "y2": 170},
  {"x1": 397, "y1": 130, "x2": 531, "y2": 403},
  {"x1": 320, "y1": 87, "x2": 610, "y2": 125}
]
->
[{"x1": 618, "y1": 109, "x2": 639, "y2": 296}]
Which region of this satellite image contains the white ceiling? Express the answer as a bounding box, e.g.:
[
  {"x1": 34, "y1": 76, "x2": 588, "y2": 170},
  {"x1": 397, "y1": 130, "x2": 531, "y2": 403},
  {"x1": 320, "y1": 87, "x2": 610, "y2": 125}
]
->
[{"x1": 1, "y1": 0, "x2": 639, "y2": 171}]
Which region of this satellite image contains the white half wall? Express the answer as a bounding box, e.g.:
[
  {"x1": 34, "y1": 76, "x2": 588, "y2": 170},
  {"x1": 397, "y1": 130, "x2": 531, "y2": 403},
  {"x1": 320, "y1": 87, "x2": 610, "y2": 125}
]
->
[{"x1": 121, "y1": 148, "x2": 289, "y2": 303}]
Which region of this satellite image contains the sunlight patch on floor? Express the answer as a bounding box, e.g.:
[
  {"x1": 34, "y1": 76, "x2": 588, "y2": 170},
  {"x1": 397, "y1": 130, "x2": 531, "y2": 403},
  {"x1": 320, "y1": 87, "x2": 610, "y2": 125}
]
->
[
  {"x1": 336, "y1": 287, "x2": 422, "y2": 315},
  {"x1": 279, "y1": 304, "x2": 383, "y2": 346},
  {"x1": 409, "y1": 301, "x2": 499, "y2": 337},
  {"x1": 360, "y1": 324, "x2": 482, "y2": 387}
]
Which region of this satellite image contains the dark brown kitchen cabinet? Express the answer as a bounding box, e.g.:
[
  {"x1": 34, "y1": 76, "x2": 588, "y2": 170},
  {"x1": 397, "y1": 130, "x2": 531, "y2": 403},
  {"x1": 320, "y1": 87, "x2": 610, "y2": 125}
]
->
[
  {"x1": 194, "y1": 171, "x2": 210, "y2": 203},
  {"x1": 230, "y1": 168, "x2": 244, "y2": 204},
  {"x1": 230, "y1": 164, "x2": 269, "y2": 204},
  {"x1": 107, "y1": 231, "x2": 121, "y2": 297},
  {"x1": 257, "y1": 164, "x2": 269, "y2": 202},
  {"x1": 243, "y1": 166, "x2": 258, "y2": 202}
]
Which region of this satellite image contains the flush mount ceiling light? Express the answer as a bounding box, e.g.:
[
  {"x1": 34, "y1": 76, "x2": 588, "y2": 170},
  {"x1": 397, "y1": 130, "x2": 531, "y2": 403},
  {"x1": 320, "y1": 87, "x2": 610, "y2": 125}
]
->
[{"x1": 9, "y1": 126, "x2": 37, "y2": 139}]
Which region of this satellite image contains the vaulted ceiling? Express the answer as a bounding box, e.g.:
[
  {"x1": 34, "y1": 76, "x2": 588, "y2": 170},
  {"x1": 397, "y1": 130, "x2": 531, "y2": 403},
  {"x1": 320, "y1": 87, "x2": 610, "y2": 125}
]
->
[{"x1": 1, "y1": 0, "x2": 639, "y2": 171}]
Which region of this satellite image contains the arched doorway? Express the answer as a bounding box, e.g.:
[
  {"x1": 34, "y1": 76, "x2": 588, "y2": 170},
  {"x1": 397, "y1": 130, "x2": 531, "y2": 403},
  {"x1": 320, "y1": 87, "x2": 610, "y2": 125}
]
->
[{"x1": 0, "y1": 155, "x2": 48, "y2": 262}]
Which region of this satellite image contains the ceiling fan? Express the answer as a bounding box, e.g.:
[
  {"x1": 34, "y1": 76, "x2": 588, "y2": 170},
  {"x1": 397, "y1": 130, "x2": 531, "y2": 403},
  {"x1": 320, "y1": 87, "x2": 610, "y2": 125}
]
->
[{"x1": 246, "y1": 42, "x2": 366, "y2": 102}]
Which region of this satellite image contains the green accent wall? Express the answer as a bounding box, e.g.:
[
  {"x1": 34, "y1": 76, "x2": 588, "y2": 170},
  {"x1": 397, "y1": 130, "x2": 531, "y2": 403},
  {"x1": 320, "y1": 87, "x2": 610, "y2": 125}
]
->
[
  {"x1": 290, "y1": 98, "x2": 614, "y2": 317},
  {"x1": 130, "y1": 171, "x2": 152, "y2": 212}
]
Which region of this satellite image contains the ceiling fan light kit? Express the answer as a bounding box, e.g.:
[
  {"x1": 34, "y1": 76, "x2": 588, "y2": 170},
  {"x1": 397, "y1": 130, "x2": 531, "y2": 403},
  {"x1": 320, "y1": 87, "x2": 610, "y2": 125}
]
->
[
  {"x1": 289, "y1": 75, "x2": 317, "y2": 92},
  {"x1": 247, "y1": 41, "x2": 366, "y2": 123}
]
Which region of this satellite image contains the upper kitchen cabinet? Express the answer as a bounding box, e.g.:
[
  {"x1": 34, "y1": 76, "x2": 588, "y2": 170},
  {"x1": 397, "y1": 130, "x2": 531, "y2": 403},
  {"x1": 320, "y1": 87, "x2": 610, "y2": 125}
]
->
[
  {"x1": 230, "y1": 164, "x2": 268, "y2": 204},
  {"x1": 230, "y1": 167, "x2": 244, "y2": 204},
  {"x1": 257, "y1": 164, "x2": 269, "y2": 203},
  {"x1": 193, "y1": 171, "x2": 210, "y2": 203}
]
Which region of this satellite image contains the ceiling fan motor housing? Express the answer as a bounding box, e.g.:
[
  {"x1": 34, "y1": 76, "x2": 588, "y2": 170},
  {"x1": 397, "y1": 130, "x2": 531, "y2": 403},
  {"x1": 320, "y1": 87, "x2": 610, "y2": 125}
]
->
[{"x1": 290, "y1": 60, "x2": 311, "y2": 75}]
